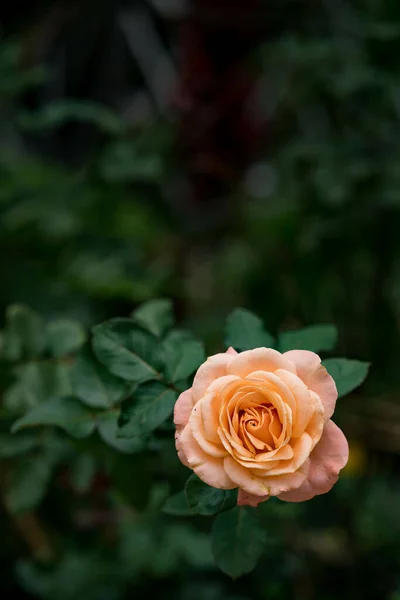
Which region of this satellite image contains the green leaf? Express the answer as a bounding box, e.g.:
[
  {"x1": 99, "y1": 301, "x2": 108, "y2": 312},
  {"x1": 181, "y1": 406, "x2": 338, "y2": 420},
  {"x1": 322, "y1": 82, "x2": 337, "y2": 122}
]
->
[
  {"x1": 162, "y1": 332, "x2": 205, "y2": 383},
  {"x1": 323, "y1": 358, "x2": 370, "y2": 397},
  {"x1": 4, "y1": 362, "x2": 72, "y2": 413},
  {"x1": 278, "y1": 324, "x2": 338, "y2": 353},
  {"x1": 107, "y1": 454, "x2": 154, "y2": 510},
  {"x1": 18, "y1": 100, "x2": 125, "y2": 135},
  {"x1": 162, "y1": 491, "x2": 197, "y2": 516},
  {"x1": 11, "y1": 396, "x2": 96, "y2": 439},
  {"x1": 5, "y1": 457, "x2": 53, "y2": 514},
  {"x1": 2, "y1": 304, "x2": 44, "y2": 360},
  {"x1": 131, "y1": 299, "x2": 174, "y2": 337},
  {"x1": 92, "y1": 319, "x2": 161, "y2": 383},
  {"x1": 71, "y1": 344, "x2": 129, "y2": 408},
  {"x1": 0, "y1": 433, "x2": 38, "y2": 457},
  {"x1": 99, "y1": 139, "x2": 163, "y2": 183},
  {"x1": 70, "y1": 454, "x2": 97, "y2": 494},
  {"x1": 118, "y1": 381, "x2": 178, "y2": 437},
  {"x1": 212, "y1": 506, "x2": 266, "y2": 578},
  {"x1": 46, "y1": 319, "x2": 86, "y2": 357},
  {"x1": 97, "y1": 410, "x2": 145, "y2": 453},
  {"x1": 185, "y1": 475, "x2": 237, "y2": 515},
  {"x1": 225, "y1": 308, "x2": 274, "y2": 351}
]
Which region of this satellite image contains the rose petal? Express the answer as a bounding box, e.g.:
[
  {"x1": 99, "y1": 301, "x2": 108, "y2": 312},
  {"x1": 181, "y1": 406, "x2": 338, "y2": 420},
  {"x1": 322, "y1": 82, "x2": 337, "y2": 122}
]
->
[
  {"x1": 284, "y1": 350, "x2": 337, "y2": 422},
  {"x1": 174, "y1": 388, "x2": 195, "y2": 429},
  {"x1": 227, "y1": 348, "x2": 296, "y2": 378},
  {"x1": 237, "y1": 489, "x2": 269, "y2": 507},
  {"x1": 190, "y1": 400, "x2": 227, "y2": 458},
  {"x1": 266, "y1": 433, "x2": 313, "y2": 475},
  {"x1": 201, "y1": 375, "x2": 240, "y2": 443},
  {"x1": 224, "y1": 456, "x2": 309, "y2": 497},
  {"x1": 306, "y1": 391, "x2": 325, "y2": 450},
  {"x1": 175, "y1": 430, "x2": 190, "y2": 467},
  {"x1": 263, "y1": 461, "x2": 310, "y2": 496},
  {"x1": 192, "y1": 353, "x2": 234, "y2": 402},
  {"x1": 224, "y1": 456, "x2": 270, "y2": 495},
  {"x1": 226, "y1": 347, "x2": 238, "y2": 356},
  {"x1": 274, "y1": 369, "x2": 315, "y2": 437},
  {"x1": 179, "y1": 425, "x2": 236, "y2": 489},
  {"x1": 278, "y1": 420, "x2": 349, "y2": 502}
]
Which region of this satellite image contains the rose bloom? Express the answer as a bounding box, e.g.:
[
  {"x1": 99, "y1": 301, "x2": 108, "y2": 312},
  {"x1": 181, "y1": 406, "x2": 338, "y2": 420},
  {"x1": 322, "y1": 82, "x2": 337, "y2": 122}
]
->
[{"x1": 174, "y1": 347, "x2": 348, "y2": 506}]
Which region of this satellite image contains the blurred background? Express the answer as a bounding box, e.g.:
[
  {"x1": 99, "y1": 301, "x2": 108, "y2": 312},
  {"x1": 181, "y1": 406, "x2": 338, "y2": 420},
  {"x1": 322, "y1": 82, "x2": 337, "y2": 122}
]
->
[{"x1": 1, "y1": 0, "x2": 400, "y2": 598}]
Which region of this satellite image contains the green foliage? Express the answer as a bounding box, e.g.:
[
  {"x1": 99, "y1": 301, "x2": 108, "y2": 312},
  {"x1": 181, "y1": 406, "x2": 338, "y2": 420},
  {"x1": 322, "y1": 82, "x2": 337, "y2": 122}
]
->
[
  {"x1": 46, "y1": 320, "x2": 86, "y2": 358},
  {"x1": 0, "y1": 12, "x2": 394, "y2": 595},
  {"x1": 162, "y1": 332, "x2": 205, "y2": 383},
  {"x1": 0, "y1": 43, "x2": 46, "y2": 95},
  {"x1": 4, "y1": 362, "x2": 72, "y2": 413},
  {"x1": 0, "y1": 300, "x2": 370, "y2": 585},
  {"x1": 278, "y1": 324, "x2": 338, "y2": 353},
  {"x1": 71, "y1": 345, "x2": 130, "y2": 409},
  {"x1": 97, "y1": 410, "x2": 145, "y2": 454},
  {"x1": 323, "y1": 358, "x2": 370, "y2": 397},
  {"x1": 2, "y1": 304, "x2": 44, "y2": 360},
  {"x1": 18, "y1": 100, "x2": 125, "y2": 135},
  {"x1": 5, "y1": 456, "x2": 53, "y2": 514},
  {"x1": 185, "y1": 475, "x2": 237, "y2": 516},
  {"x1": 0, "y1": 433, "x2": 38, "y2": 457},
  {"x1": 225, "y1": 308, "x2": 275, "y2": 351},
  {"x1": 131, "y1": 298, "x2": 174, "y2": 338},
  {"x1": 212, "y1": 506, "x2": 266, "y2": 578},
  {"x1": 162, "y1": 490, "x2": 197, "y2": 516},
  {"x1": 119, "y1": 382, "x2": 178, "y2": 437},
  {"x1": 99, "y1": 140, "x2": 164, "y2": 183},
  {"x1": 11, "y1": 396, "x2": 96, "y2": 439},
  {"x1": 92, "y1": 319, "x2": 162, "y2": 383}
]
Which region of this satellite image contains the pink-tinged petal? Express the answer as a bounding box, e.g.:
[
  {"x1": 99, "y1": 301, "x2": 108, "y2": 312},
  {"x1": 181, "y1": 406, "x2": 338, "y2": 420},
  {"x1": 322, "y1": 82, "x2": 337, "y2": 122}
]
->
[
  {"x1": 266, "y1": 433, "x2": 312, "y2": 476},
  {"x1": 179, "y1": 425, "x2": 236, "y2": 489},
  {"x1": 227, "y1": 348, "x2": 296, "y2": 378},
  {"x1": 175, "y1": 430, "x2": 190, "y2": 467},
  {"x1": 263, "y1": 461, "x2": 310, "y2": 496},
  {"x1": 226, "y1": 347, "x2": 238, "y2": 356},
  {"x1": 174, "y1": 388, "x2": 195, "y2": 429},
  {"x1": 306, "y1": 391, "x2": 325, "y2": 450},
  {"x1": 192, "y1": 353, "x2": 234, "y2": 402},
  {"x1": 247, "y1": 370, "x2": 297, "y2": 428},
  {"x1": 278, "y1": 420, "x2": 349, "y2": 502},
  {"x1": 275, "y1": 369, "x2": 315, "y2": 437},
  {"x1": 200, "y1": 375, "x2": 240, "y2": 443},
  {"x1": 237, "y1": 489, "x2": 269, "y2": 507},
  {"x1": 225, "y1": 456, "x2": 309, "y2": 497},
  {"x1": 189, "y1": 400, "x2": 227, "y2": 458},
  {"x1": 284, "y1": 350, "x2": 338, "y2": 422},
  {"x1": 227, "y1": 348, "x2": 296, "y2": 377},
  {"x1": 224, "y1": 456, "x2": 270, "y2": 495}
]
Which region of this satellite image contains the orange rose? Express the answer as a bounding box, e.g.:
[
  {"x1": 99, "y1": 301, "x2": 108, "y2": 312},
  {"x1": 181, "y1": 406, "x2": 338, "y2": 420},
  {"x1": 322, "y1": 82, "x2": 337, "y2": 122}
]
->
[{"x1": 174, "y1": 347, "x2": 348, "y2": 506}]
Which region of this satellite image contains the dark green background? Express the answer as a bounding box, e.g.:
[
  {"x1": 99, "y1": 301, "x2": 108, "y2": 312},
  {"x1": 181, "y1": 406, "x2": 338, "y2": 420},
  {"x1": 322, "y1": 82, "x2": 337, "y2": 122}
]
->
[{"x1": 1, "y1": 1, "x2": 400, "y2": 598}]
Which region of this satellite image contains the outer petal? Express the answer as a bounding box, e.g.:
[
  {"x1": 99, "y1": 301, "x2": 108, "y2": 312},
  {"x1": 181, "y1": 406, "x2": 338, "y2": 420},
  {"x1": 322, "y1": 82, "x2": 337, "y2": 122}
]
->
[
  {"x1": 192, "y1": 353, "x2": 234, "y2": 402},
  {"x1": 224, "y1": 457, "x2": 270, "y2": 496},
  {"x1": 238, "y1": 489, "x2": 269, "y2": 507},
  {"x1": 266, "y1": 433, "x2": 313, "y2": 476},
  {"x1": 190, "y1": 400, "x2": 227, "y2": 458},
  {"x1": 227, "y1": 348, "x2": 296, "y2": 378},
  {"x1": 174, "y1": 388, "x2": 195, "y2": 431},
  {"x1": 175, "y1": 430, "x2": 190, "y2": 467},
  {"x1": 224, "y1": 456, "x2": 309, "y2": 497},
  {"x1": 284, "y1": 350, "x2": 338, "y2": 422},
  {"x1": 226, "y1": 347, "x2": 238, "y2": 356},
  {"x1": 179, "y1": 425, "x2": 236, "y2": 489},
  {"x1": 200, "y1": 375, "x2": 240, "y2": 444},
  {"x1": 278, "y1": 420, "x2": 349, "y2": 502},
  {"x1": 274, "y1": 369, "x2": 315, "y2": 437}
]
